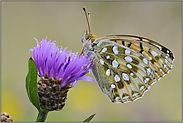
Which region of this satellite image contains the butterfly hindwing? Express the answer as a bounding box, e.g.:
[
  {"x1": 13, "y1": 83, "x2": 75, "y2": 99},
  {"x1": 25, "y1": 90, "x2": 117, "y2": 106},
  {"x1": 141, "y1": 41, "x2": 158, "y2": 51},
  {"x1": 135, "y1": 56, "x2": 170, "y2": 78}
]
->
[{"x1": 92, "y1": 37, "x2": 159, "y2": 103}]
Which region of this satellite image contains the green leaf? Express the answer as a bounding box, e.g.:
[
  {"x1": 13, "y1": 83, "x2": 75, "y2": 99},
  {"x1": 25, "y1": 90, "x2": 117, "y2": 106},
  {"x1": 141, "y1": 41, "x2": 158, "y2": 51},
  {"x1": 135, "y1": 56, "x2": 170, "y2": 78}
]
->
[
  {"x1": 26, "y1": 57, "x2": 41, "y2": 112},
  {"x1": 83, "y1": 113, "x2": 95, "y2": 122}
]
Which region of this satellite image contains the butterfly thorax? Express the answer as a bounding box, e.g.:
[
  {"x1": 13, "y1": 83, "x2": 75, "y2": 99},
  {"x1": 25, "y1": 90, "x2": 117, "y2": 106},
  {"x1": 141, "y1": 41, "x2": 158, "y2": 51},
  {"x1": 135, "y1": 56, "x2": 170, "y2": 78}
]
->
[{"x1": 82, "y1": 30, "x2": 97, "y2": 58}]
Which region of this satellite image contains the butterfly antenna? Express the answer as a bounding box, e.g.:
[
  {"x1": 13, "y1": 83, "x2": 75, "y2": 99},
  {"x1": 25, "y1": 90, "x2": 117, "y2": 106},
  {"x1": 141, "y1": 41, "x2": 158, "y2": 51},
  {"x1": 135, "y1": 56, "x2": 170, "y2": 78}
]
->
[
  {"x1": 83, "y1": 6, "x2": 91, "y2": 33},
  {"x1": 88, "y1": 12, "x2": 91, "y2": 32}
]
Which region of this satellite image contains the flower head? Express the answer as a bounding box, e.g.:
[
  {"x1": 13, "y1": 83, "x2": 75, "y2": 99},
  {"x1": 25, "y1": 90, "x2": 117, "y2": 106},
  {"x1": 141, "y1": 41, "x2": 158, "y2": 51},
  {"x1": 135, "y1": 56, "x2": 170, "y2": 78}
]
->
[
  {"x1": 30, "y1": 37, "x2": 94, "y2": 87},
  {"x1": 29, "y1": 37, "x2": 94, "y2": 111}
]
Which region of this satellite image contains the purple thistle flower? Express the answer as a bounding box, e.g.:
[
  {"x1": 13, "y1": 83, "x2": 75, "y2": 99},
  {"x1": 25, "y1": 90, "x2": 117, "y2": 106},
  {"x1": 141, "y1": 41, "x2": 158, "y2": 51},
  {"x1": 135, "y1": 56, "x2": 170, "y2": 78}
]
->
[{"x1": 30, "y1": 37, "x2": 94, "y2": 88}]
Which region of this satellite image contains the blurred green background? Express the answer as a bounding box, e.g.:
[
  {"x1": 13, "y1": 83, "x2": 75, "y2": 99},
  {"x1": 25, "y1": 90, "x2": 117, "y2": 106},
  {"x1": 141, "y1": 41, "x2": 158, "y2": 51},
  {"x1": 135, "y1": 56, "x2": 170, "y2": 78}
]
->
[{"x1": 1, "y1": 1, "x2": 181, "y2": 122}]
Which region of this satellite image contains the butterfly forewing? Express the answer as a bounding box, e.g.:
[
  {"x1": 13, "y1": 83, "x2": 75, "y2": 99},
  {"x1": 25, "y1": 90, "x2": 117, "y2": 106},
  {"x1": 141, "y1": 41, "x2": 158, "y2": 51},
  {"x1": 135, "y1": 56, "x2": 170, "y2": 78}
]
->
[{"x1": 105, "y1": 35, "x2": 174, "y2": 81}]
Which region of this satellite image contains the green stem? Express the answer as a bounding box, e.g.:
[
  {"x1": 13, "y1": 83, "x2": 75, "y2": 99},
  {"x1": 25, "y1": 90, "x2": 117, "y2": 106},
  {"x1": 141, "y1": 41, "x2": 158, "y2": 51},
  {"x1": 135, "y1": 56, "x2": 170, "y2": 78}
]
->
[{"x1": 36, "y1": 110, "x2": 49, "y2": 122}]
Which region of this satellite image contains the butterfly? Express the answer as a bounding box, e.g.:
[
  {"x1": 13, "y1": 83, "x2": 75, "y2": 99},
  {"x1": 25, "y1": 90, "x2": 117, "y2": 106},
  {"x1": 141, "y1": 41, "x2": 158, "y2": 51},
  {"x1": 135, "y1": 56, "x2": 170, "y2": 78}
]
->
[{"x1": 80, "y1": 7, "x2": 174, "y2": 103}]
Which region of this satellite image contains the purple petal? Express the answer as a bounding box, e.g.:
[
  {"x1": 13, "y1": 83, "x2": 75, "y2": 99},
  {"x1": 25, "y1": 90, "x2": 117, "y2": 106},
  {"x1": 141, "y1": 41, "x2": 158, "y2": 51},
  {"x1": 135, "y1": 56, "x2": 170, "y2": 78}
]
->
[{"x1": 76, "y1": 76, "x2": 95, "y2": 82}]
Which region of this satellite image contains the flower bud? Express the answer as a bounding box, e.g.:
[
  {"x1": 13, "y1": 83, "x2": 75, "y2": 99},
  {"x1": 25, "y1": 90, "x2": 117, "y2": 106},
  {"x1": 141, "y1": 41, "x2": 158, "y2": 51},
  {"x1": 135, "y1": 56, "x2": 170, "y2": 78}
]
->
[{"x1": 1, "y1": 112, "x2": 13, "y2": 122}]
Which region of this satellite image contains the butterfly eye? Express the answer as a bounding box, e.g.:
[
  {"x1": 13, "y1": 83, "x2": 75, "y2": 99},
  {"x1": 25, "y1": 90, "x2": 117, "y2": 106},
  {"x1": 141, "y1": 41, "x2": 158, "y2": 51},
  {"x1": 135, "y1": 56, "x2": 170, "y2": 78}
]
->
[{"x1": 81, "y1": 30, "x2": 87, "y2": 43}]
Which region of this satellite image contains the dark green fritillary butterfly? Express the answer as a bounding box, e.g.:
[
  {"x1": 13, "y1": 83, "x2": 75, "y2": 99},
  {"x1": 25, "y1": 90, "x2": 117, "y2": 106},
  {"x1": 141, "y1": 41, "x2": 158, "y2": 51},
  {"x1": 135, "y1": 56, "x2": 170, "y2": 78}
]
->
[{"x1": 81, "y1": 7, "x2": 174, "y2": 103}]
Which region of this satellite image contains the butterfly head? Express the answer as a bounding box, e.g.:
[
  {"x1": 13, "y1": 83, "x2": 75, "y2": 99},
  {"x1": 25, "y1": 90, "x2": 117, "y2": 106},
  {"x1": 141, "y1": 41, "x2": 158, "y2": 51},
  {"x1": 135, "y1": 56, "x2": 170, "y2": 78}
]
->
[{"x1": 81, "y1": 30, "x2": 96, "y2": 43}]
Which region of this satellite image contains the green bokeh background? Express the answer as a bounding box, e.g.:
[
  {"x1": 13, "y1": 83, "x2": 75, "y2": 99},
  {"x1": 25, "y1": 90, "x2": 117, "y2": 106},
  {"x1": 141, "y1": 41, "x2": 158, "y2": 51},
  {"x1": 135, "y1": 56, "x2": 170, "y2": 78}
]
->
[{"x1": 1, "y1": 1, "x2": 181, "y2": 122}]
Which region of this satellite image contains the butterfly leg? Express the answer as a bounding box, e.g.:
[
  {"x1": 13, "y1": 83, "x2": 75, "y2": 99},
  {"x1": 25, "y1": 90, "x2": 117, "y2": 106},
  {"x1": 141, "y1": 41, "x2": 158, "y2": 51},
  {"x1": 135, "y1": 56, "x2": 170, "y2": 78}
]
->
[
  {"x1": 83, "y1": 57, "x2": 94, "y2": 71},
  {"x1": 79, "y1": 47, "x2": 84, "y2": 57}
]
